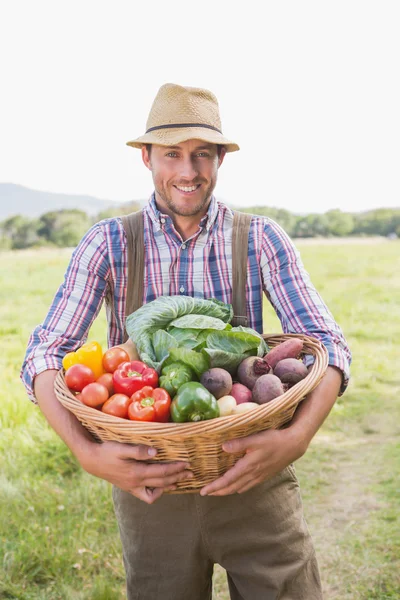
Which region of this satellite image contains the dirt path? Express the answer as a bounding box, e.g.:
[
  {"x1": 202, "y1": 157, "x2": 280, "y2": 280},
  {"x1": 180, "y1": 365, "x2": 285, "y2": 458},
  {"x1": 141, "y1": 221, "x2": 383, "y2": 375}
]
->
[{"x1": 304, "y1": 432, "x2": 394, "y2": 599}]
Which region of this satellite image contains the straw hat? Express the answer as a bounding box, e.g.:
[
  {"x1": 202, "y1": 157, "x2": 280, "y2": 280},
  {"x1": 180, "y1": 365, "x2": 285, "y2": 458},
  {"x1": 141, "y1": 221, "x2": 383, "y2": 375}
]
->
[{"x1": 126, "y1": 83, "x2": 239, "y2": 152}]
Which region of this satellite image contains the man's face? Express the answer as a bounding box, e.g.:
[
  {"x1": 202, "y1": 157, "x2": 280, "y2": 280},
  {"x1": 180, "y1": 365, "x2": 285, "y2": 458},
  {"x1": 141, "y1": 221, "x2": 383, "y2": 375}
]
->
[{"x1": 142, "y1": 139, "x2": 226, "y2": 218}]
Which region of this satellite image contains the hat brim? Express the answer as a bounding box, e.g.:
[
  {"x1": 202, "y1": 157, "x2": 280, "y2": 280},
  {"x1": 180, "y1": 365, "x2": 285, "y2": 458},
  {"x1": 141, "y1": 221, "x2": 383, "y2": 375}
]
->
[{"x1": 126, "y1": 127, "x2": 239, "y2": 153}]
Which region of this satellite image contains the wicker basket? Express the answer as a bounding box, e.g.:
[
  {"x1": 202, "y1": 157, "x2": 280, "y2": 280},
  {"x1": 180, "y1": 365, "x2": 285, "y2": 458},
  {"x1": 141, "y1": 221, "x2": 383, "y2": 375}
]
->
[{"x1": 54, "y1": 333, "x2": 328, "y2": 493}]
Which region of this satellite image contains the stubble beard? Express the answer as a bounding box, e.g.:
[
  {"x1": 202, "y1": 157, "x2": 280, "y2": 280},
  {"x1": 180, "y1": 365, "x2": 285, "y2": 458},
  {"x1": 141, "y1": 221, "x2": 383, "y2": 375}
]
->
[{"x1": 155, "y1": 181, "x2": 215, "y2": 218}]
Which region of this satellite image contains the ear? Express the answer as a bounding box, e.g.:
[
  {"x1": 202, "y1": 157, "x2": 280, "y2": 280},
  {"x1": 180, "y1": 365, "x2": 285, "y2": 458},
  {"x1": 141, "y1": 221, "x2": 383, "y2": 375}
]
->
[
  {"x1": 218, "y1": 146, "x2": 227, "y2": 168},
  {"x1": 141, "y1": 145, "x2": 152, "y2": 170}
]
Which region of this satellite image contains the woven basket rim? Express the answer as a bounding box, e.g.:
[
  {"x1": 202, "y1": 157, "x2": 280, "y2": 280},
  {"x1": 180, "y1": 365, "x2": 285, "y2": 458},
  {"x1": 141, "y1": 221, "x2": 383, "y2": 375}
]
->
[{"x1": 54, "y1": 333, "x2": 329, "y2": 437}]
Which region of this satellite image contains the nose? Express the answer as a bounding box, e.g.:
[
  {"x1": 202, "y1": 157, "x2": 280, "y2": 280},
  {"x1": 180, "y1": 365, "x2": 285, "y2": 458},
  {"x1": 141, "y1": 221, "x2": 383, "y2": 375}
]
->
[{"x1": 179, "y1": 156, "x2": 198, "y2": 181}]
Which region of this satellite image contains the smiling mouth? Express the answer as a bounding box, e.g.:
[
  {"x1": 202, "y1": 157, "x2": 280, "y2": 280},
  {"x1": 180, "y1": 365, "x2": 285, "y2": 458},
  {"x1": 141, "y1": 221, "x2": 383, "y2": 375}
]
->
[{"x1": 174, "y1": 184, "x2": 201, "y2": 193}]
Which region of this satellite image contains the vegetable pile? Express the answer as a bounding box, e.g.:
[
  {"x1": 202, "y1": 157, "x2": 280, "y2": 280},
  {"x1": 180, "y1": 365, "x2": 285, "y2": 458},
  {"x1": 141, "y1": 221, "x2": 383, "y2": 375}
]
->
[{"x1": 62, "y1": 297, "x2": 310, "y2": 423}]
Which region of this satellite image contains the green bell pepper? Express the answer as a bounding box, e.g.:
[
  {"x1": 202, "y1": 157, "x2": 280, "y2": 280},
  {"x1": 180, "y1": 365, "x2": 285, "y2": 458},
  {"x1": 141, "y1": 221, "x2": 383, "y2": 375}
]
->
[
  {"x1": 159, "y1": 362, "x2": 195, "y2": 398},
  {"x1": 170, "y1": 382, "x2": 219, "y2": 423}
]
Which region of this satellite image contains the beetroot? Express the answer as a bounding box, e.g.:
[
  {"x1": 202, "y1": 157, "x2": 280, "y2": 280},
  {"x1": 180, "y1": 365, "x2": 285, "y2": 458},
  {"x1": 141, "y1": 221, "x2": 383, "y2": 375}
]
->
[
  {"x1": 237, "y1": 356, "x2": 271, "y2": 390},
  {"x1": 273, "y1": 358, "x2": 308, "y2": 387},
  {"x1": 264, "y1": 338, "x2": 304, "y2": 369},
  {"x1": 252, "y1": 374, "x2": 284, "y2": 405},
  {"x1": 230, "y1": 382, "x2": 252, "y2": 404},
  {"x1": 200, "y1": 368, "x2": 233, "y2": 399}
]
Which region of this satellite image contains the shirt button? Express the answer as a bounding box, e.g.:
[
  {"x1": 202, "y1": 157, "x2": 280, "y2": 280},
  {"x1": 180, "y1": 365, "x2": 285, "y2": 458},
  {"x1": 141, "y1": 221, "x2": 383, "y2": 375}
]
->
[
  {"x1": 179, "y1": 286, "x2": 185, "y2": 293},
  {"x1": 181, "y1": 243, "x2": 186, "y2": 250},
  {"x1": 160, "y1": 218, "x2": 166, "y2": 224}
]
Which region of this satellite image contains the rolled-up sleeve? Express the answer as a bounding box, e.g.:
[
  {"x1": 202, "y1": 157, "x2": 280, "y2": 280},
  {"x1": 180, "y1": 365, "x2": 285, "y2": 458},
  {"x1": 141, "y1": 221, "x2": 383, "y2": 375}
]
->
[
  {"x1": 20, "y1": 223, "x2": 110, "y2": 403},
  {"x1": 260, "y1": 219, "x2": 351, "y2": 395}
]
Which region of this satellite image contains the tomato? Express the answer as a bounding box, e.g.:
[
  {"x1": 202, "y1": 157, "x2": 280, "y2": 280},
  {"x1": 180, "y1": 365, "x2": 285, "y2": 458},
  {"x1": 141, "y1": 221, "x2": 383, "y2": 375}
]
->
[
  {"x1": 65, "y1": 364, "x2": 96, "y2": 392},
  {"x1": 102, "y1": 347, "x2": 130, "y2": 373},
  {"x1": 80, "y1": 382, "x2": 109, "y2": 408},
  {"x1": 96, "y1": 372, "x2": 115, "y2": 396},
  {"x1": 101, "y1": 394, "x2": 132, "y2": 419}
]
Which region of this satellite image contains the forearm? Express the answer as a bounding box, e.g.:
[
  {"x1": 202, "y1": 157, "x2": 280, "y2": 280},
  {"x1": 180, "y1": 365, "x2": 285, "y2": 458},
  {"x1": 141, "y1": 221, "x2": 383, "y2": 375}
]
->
[
  {"x1": 34, "y1": 370, "x2": 95, "y2": 465},
  {"x1": 289, "y1": 366, "x2": 343, "y2": 451},
  {"x1": 33, "y1": 370, "x2": 193, "y2": 503}
]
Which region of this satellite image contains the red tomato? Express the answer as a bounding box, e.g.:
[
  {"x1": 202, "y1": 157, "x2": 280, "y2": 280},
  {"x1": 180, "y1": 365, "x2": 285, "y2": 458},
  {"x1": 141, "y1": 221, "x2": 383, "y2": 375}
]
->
[
  {"x1": 102, "y1": 347, "x2": 130, "y2": 373},
  {"x1": 96, "y1": 372, "x2": 115, "y2": 396},
  {"x1": 80, "y1": 382, "x2": 109, "y2": 408},
  {"x1": 101, "y1": 394, "x2": 132, "y2": 419},
  {"x1": 65, "y1": 364, "x2": 95, "y2": 392}
]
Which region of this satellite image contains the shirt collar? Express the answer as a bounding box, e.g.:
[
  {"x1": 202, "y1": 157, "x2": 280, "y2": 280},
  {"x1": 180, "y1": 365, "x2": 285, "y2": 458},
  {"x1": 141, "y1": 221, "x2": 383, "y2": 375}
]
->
[{"x1": 144, "y1": 192, "x2": 220, "y2": 232}]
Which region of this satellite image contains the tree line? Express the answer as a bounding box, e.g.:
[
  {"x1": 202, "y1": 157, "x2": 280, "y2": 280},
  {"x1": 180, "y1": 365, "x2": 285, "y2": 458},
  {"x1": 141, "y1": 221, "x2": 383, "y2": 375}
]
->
[{"x1": 1, "y1": 202, "x2": 399, "y2": 250}]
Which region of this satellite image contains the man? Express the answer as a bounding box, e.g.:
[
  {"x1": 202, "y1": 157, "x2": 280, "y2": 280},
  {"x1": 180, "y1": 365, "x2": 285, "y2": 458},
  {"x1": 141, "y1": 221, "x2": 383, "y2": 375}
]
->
[{"x1": 22, "y1": 83, "x2": 351, "y2": 599}]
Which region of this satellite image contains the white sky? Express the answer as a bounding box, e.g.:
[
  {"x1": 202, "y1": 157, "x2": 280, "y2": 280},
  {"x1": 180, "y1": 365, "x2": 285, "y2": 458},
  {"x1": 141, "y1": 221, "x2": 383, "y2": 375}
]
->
[{"x1": 1, "y1": 0, "x2": 399, "y2": 214}]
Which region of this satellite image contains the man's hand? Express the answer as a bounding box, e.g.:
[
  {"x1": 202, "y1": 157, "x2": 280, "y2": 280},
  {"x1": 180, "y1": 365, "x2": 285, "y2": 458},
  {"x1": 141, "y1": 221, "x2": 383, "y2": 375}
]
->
[
  {"x1": 200, "y1": 366, "x2": 343, "y2": 497},
  {"x1": 80, "y1": 440, "x2": 193, "y2": 504},
  {"x1": 33, "y1": 370, "x2": 193, "y2": 505},
  {"x1": 200, "y1": 427, "x2": 305, "y2": 497}
]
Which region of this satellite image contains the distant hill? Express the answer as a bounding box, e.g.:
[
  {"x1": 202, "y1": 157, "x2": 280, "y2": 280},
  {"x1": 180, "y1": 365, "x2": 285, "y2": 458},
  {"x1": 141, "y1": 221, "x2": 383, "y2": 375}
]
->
[{"x1": 0, "y1": 183, "x2": 128, "y2": 219}]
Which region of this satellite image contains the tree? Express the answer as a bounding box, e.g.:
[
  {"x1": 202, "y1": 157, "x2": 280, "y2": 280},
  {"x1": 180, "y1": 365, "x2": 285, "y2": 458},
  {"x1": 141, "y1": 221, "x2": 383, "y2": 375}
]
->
[
  {"x1": 0, "y1": 215, "x2": 42, "y2": 249},
  {"x1": 353, "y1": 208, "x2": 400, "y2": 236},
  {"x1": 95, "y1": 201, "x2": 143, "y2": 221},
  {"x1": 292, "y1": 214, "x2": 328, "y2": 237},
  {"x1": 324, "y1": 210, "x2": 354, "y2": 236},
  {"x1": 238, "y1": 206, "x2": 298, "y2": 236},
  {"x1": 38, "y1": 210, "x2": 91, "y2": 247}
]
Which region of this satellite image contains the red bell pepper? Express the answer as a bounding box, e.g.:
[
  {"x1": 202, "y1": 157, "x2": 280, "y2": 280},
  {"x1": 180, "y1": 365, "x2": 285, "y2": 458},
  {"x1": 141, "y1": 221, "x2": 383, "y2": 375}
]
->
[
  {"x1": 128, "y1": 386, "x2": 171, "y2": 422},
  {"x1": 113, "y1": 360, "x2": 159, "y2": 397}
]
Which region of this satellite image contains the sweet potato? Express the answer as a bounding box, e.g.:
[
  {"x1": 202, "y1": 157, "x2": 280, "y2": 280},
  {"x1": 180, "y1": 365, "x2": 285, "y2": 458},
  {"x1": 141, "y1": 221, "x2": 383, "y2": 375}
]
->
[
  {"x1": 273, "y1": 358, "x2": 308, "y2": 387},
  {"x1": 252, "y1": 374, "x2": 284, "y2": 405},
  {"x1": 264, "y1": 338, "x2": 304, "y2": 369},
  {"x1": 200, "y1": 368, "x2": 232, "y2": 399},
  {"x1": 237, "y1": 356, "x2": 271, "y2": 390}
]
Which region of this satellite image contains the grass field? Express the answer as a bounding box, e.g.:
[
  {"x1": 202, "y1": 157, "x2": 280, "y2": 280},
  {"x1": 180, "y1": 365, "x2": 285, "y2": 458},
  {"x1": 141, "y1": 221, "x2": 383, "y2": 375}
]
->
[{"x1": 1, "y1": 240, "x2": 399, "y2": 599}]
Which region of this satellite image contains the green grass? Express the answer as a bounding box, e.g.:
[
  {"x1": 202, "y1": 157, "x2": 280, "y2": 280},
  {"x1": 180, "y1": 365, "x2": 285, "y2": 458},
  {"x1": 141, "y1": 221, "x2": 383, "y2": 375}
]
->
[{"x1": 1, "y1": 240, "x2": 399, "y2": 599}]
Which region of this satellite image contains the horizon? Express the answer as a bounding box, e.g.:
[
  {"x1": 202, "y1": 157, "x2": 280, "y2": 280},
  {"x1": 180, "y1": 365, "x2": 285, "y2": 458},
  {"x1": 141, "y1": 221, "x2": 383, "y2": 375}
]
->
[{"x1": 1, "y1": 182, "x2": 398, "y2": 218}]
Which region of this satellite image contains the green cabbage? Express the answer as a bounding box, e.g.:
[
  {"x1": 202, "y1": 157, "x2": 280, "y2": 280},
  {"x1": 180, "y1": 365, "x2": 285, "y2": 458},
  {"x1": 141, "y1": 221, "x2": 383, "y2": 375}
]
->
[{"x1": 125, "y1": 295, "x2": 268, "y2": 374}]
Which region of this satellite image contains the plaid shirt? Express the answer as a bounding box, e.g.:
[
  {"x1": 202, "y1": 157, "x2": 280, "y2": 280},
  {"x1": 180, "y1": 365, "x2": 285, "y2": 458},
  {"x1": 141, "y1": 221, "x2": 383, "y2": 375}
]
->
[{"x1": 21, "y1": 195, "x2": 351, "y2": 402}]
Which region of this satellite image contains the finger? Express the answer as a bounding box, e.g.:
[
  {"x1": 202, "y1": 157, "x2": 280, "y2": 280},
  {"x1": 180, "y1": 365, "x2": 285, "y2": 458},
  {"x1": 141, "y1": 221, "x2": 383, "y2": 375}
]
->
[
  {"x1": 139, "y1": 461, "x2": 192, "y2": 480},
  {"x1": 102, "y1": 440, "x2": 158, "y2": 461},
  {"x1": 236, "y1": 478, "x2": 263, "y2": 494},
  {"x1": 143, "y1": 470, "x2": 194, "y2": 489},
  {"x1": 119, "y1": 443, "x2": 159, "y2": 461},
  {"x1": 131, "y1": 486, "x2": 164, "y2": 504},
  {"x1": 145, "y1": 487, "x2": 165, "y2": 503},
  {"x1": 200, "y1": 457, "x2": 251, "y2": 496},
  {"x1": 205, "y1": 473, "x2": 256, "y2": 496},
  {"x1": 222, "y1": 431, "x2": 268, "y2": 454}
]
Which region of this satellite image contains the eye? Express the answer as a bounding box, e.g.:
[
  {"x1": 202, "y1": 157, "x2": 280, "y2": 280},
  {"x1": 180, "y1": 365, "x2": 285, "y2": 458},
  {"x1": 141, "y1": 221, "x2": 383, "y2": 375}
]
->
[
  {"x1": 166, "y1": 151, "x2": 178, "y2": 157},
  {"x1": 197, "y1": 152, "x2": 210, "y2": 157}
]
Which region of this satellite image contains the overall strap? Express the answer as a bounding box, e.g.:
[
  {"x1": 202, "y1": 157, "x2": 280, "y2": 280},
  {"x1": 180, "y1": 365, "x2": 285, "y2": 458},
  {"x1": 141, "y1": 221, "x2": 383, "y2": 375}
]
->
[
  {"x1": 120, "y1": 210, "x2": 145, "y2": 341},
  {"x1": 231, "y1": 210, "x2": 252, "y2": 327}
]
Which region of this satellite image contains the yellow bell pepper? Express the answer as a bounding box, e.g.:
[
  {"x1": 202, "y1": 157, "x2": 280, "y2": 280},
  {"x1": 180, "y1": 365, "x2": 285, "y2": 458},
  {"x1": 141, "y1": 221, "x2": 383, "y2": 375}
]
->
[{"x1": 62, "y1": 341, "x2": 104, "y2": 379}]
